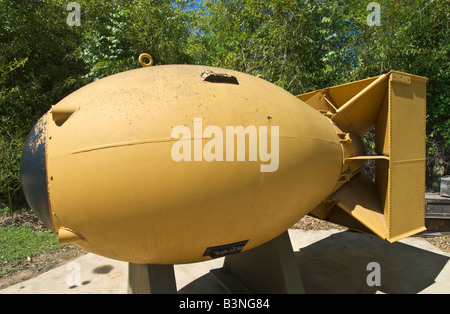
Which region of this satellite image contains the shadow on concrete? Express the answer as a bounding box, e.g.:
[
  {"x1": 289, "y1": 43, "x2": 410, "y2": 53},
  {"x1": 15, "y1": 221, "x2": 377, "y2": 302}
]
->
[
  {"x1": 178, "y1": 271, "x2": 229, "y2": 294},
  {"x1": 178, "y1": 268, "x2": 252, "y2": 294},
  {"x1": 295, "y1": 231, "x2": 449, "y2": 294},
  {"x1": 178, "y1": 230, "x2": 449, "y2": 294}
]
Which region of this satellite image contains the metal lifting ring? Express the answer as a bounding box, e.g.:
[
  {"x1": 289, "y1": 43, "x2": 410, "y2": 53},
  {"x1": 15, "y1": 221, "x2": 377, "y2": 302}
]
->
[{"x1": 139, "y1": 53, "x2": 153, "y2": 67}]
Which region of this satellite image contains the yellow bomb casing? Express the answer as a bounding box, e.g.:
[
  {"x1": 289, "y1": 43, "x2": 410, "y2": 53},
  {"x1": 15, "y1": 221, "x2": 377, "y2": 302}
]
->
[{"x1": 39, "y1": 65, "x2": 343, "y2": 264}]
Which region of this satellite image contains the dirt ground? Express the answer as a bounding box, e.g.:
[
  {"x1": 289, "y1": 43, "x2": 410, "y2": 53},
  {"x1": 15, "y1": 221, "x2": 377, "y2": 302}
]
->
[
  {"x1": 0, "y1": 211, "x2": 448, "y2": 290},
  {"x1": 0, "y1": 245, "x2": 86, "y2": 290},
  {"x1": 0, "y1": 210, "x2": 86, "y2": 289}
]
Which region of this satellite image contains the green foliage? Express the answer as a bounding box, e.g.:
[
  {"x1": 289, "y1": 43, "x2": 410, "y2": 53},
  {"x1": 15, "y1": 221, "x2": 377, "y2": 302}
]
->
[
  {"x1": 0, "y1": 0, "x2": 86, "y2": 211},
  {"x1": 0, "y1": 225, "x2": 59, "y2": 274},
  {"x1": 190, "y1": 0, "x2": 335, "y2": 93},
  {"x1": 0, "y1": 0, "x2": 449, "y2": 212},
  {"x1": 79, "y1": 0, "x2": 194, "y2": 80}
]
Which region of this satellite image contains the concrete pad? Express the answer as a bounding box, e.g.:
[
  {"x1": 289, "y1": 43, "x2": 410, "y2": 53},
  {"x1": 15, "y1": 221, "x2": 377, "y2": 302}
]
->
[
  {"x1": 0, "y1": 252, "x2": 128, "y2": 294},
  {"x1": 1, "y1": 229, "x2": 449, "y2": 294},
  {"x1": 289, "y1": 229, "x2": 450, "y2": 294}
]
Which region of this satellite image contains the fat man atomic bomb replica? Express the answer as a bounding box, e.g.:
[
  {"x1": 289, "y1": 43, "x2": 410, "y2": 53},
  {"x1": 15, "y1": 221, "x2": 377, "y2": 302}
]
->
[{"x1": 21, "y1": 54, "x2": 428, "y2": 293}]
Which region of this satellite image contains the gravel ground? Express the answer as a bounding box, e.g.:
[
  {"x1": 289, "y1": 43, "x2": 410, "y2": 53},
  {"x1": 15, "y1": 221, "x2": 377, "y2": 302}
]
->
[{"x1": 292, "y1": 215, "x2": 348, "y2": 231}]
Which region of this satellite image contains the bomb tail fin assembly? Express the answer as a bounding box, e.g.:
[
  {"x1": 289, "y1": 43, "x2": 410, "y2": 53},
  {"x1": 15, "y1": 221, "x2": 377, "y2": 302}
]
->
[{"x1": 298, "y1": 71, "x2": 428, "y2": 242}]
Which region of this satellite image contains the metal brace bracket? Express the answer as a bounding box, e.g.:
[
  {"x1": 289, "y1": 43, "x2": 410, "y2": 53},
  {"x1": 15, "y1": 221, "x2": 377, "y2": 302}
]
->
[{"x1": 337, "y1": 132, "x2": 352, "y2": 144}]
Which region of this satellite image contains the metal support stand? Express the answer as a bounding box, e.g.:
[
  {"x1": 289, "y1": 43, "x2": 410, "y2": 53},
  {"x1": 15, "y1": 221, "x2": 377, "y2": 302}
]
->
[
  {"x1": 127, "y1": 263, "x2": 177, "y2": 294},
  {"x1": 127, "y1": 231, "x2": 304, "y2": 294},
  {"x1": 222, "y1": 231, "x2": 305, "y2": 293}
]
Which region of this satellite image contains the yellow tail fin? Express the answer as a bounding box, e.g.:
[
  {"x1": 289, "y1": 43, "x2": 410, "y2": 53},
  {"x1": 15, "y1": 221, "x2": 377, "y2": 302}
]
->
[{"x1": 298, "y1": 71, "x2": 428, "y2": 242}]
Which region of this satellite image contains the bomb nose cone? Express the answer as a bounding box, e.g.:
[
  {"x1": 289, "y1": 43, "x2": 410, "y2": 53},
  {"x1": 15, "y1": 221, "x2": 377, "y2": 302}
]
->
[{"x1": 20, "y1": 113, "x2": 52, "y2": 230}]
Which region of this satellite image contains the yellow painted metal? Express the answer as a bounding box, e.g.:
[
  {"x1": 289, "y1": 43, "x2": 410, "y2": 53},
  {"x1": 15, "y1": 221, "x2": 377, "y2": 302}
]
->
[
  {"x1": 299, "y1": 71, "x2": 428, "y2": 242},
  {"x1": 50, "y1": 104, "x2": 78, "y2": 123},
  {"x1": 44, "y1": 64, "x2": 343, "y2": 264},
  {"x1": 138, "y1": 53, "x2": 153, "y2": 67},
  {"x1": 28, "y1": 63, "x2": 427, "y2": 264},
  {"x1": 58, "y1": 227, "x2": 84, "y2": 244}
]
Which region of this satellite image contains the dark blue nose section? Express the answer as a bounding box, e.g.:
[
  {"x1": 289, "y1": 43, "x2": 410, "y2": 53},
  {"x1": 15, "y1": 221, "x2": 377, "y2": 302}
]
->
[{"x1": 20, "y1": 113, "x2": 53, "y2": 230}]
